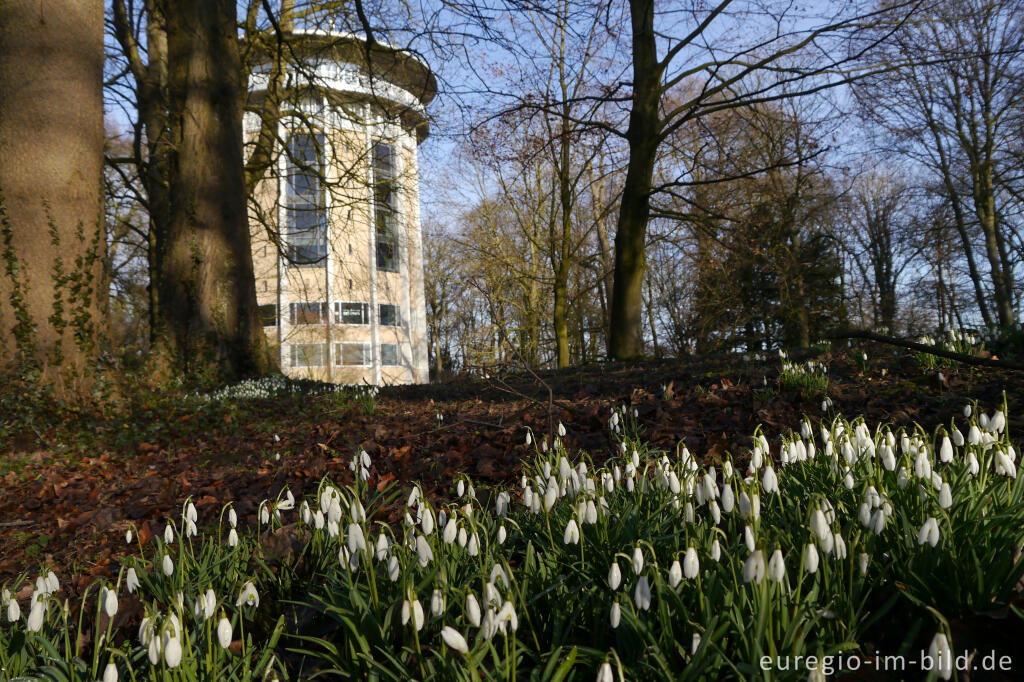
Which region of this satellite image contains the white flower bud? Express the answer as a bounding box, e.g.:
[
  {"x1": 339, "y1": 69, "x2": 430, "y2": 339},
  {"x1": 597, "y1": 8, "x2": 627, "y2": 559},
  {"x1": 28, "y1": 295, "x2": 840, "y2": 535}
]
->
[{"x1": 217, "y1": 616, "x2": 232, "y2": 648}]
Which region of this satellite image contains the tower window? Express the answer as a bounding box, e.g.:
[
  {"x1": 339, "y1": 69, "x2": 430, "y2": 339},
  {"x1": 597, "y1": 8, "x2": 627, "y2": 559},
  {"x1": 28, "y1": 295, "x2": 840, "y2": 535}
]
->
[
  {"x1": 335, "y1": 301, "x2": 369, "y2": 325},
  {"x1": 290, "y1": 342, "x2": 326, "y2": 367},
  {"x1": 379, "y1": 303, "x2": 401, "y2": 327},
  {"x1": 337, "y1": 342, "x2": 370, "y2": 366},
  {"x1": 380, "y1": 343, "x2": 400, "y2": 366},
  {"x1": 259, "y1": 304, "x2": 277, "y2": 327},
  {"x1": 372, "y1": 141, "x2": 399, "y2": 272},
  {"x1": 289, "y1": 301, "x2": 328, "y2": 325},
  {"x1": 284, "y1": 132, "x2": 327, "y2": 265}
]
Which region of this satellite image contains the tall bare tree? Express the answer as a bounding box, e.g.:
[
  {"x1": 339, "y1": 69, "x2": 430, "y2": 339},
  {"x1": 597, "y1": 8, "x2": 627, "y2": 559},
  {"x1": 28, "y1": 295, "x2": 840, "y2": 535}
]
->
[
  {"x1": 855, "y1": 0, "x2": 1023, "y2": 332},
  {"x1": 607, "y1": 0, "x2": 923, "y2": 358},
  {"x1": 0, "y1": 0, "x2": 105, "y2": 390}
]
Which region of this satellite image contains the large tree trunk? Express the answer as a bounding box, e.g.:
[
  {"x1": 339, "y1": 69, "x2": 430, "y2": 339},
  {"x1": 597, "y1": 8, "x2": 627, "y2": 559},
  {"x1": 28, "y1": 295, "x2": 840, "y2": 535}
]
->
[
  {"x1": 157, "y1": 0, "x2": 269, "y2": 380},
  {"x1": 608, "y1": 0, "x2": 660, "y2": 360},
  {"x1": 0, "y1": 0, "x2": 104, "y2": 390}
]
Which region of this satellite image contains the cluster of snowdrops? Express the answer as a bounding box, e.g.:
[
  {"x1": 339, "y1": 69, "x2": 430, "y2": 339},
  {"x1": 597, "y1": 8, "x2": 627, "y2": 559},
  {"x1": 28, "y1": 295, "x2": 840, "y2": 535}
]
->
[{"x1": 1, "y1": 397, "x2": 1022, "y2": 681}]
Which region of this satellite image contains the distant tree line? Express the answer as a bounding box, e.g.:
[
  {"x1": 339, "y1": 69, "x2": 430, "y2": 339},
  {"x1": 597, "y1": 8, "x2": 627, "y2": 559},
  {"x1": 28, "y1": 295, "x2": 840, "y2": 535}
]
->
[{"x1": 2, "y1": 0, "x2": 1021, "y2": 391}]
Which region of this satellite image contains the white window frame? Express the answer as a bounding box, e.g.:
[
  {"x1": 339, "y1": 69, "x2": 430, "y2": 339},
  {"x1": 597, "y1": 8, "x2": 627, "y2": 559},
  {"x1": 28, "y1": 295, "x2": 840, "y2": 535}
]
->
[
  {"x1": 335, "y1": 301, "x2": 370, "y2": 325},
  {"x1": 290, "y1": 342, "x2": 327, "y2": 367},
  {"x1": 380, "y1": 343, "x2": 400, "y2": 366},
  {"x1": 289, "y1": 301, "x2": 328, "y2": 325},
  {"x1": 336, "y1": 341, "x2": 371, "y2": 367},
  {"x1": 378, "y1": 303, "x2": 401, "y2": 327}
]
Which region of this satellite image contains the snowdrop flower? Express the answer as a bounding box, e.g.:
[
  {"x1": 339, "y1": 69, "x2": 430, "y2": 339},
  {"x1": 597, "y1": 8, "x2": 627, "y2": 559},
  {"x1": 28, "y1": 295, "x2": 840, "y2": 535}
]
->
[
  {"x1": 421, "y1": 509, "x2": 435, "y2": 535},
  {"x1": 634, "y1": 576, "x2": 651, "y2": 610},
  {"x1": 743, "y1": 550, "x2": 765, "y2": 583},
  {"x1": 457, "y1": 527, "x2": 468, "y2": 547},
  {"x1": 543, "y1": 481, "x2": 559, "y2": 512},
  {"x1": 217, "y1": 616, "x2": 232, "y2": 648},
  {"x1": 441, "y1": 626, "x2": 469, "y2": 654},
  {"x1": 497, "y1": 525, "x2": 507, "y2": 544},
  {"x1": 162, "y1": 554, "x2": 174, "y2": 577},
  {"x1": 7, "y1": 595, "x2": 20, "y2": 622},
  {"x1": 881, "y1": 445, "x2": 897, "y2": 471},
  {"x1": 711, "y1": 538, "x2": 721, "y2": 562},
  {"x1": 164, "y1": 524, "x2": 174, "y2": 544},
  {"x1": 803, "y1": 544, "x2": 819, "y2": 574},
  {"x1": 870, "y1": 509, "x2": 887, "y2": 535},
  {"x1": 939, "y1": 437, "x2": 953, "y2": 463},
  {"x1": 995, "y1": 451, "x2": 1017, "y2": 478},
  {"x1": 721, "y1": 484, "x2": 735, "y2": 513},
  {"x1": 347, "y1": 523, "x2": 366, "y2": 555},
  {"x1": 401, "y1": 597, "x2": 425, "y2": 631},
  {"x1": 810, "y1": 508, "x2": 829, "y2": 543},
  {"x1": 843, "y1": 470, "x2": 855, "y2": 489},
  {"x1": 683, "y1": 547, "x2": 699, "y2": 579},
  {"x1": 430, "y1": 589, "x2": 445, "y2": 617},
  {"x1": 833, "y1": 533, "x2": 847, "y2": 559},
  {"x1": 125, "y1": 567, "x2": 140, "y2": 594},
  {"x1": 468, "y1": 533, "x2": 480, "y2": 556},
  {"x1": 668, "y1": 560, "x2": 682, "y2": 588},
  {"x1": 597, "y1": 661, "x2": 614, "y2": 682},
  {"x1": 375, "y1": 534, "x2": 390, "y2": 562},
  {"x1": 858, "y1": 553, "x2": 870, "y2": 575},
  {"x1": 466, "y1": 593, "x2": 481, "y2": 627},
  {"x1": 767, "y1": 549, "x2": 785, "y2": 583},
  {"x1": 201, "y1": 588, "x2": 217, "y2": 619},
  {"x1": 27, "y1": 599, "x2": 44, "y2": 632},
  {"x1": 495, "y1": 491, "x2": 510, "y2": 517},
  {"x1": 938, "y1": 482, "x2": 953, "y2": 509},
  {"x1": 858, "y1": 502, "x2": 872, "y2": 528},
  {"x1": 103, "y1": 662, "x2": 118, "y2": 682},
  {"x1": 608, "y1": 563, "x2": 622, "y2": 590},
  {"x1": 260, "y1": 504, "x2": 270, "y2": 525},
  {"x1": 913, "y1": 451, "x2": 931, "y2": 480},
  {"x1": 917, "y1": 517, "x2": 941, "y2": 547},
  {"x1": 497, "y1": 600, "x2": 518, "y2": 633},
  {"x1": 387, "y1": 555, "x2": 400, "y2": 582},
  {"x1": 632, "y1": 547, "x2": 644, "y2": 574},
  {"x1": 691, "y1": 632, "x2": 701, "y2": 654},
  {"x1": 236, "y1": 582, "x2": 259, "y2": 609},
  {"x1": 968, "y1": 425, "x2": 981, "y2": 445},
  {"x1": 125, "y1": 530, "x2": 133, "y2": 545},
  {"x1": 228, "y1": 528, "x2": 239, "y2": 547},
  {"x1": 928, "y1": 632, "x2": 953, "y2": 680},
  {"x1": 147, "y1": 632, "x2": 161, "y2": 665},
  {"x1": 762, "y1": 466, "x2": 778, "y2": 494},
  {"x1": 563, "y1": 519, "x2": 580, "y2": 545},
  {"x1": 966, "y1": 452, "x2": 980, "y2": 475},
  {"x1": 300, "y1": 501, "x2": 312, "y2": 525},
  {"x1": 610, "y1": 601, "x2": 621, "y2": 628},
  {"x1": 101, "y1": 586, "x2": 118, "y2": 618},
  {"x1": 744, "y1": 525, "x2": 756, "y2": 553},
  {"x1": 416, "y1": 535, "x2": 434, "y2": 567},
  {"x1": 163, "y1": 633, "x2": 182, "y2": 668},
  {"x1": 558, "y1": 422, "x2": 566, "y2": 437}
]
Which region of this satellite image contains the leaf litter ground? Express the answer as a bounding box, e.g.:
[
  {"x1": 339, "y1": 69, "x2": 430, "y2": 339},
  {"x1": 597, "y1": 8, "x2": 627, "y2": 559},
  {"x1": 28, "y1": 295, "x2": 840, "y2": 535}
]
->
[{"x1": 1, "y1": 346, "x2": 1020, "y2": 605}]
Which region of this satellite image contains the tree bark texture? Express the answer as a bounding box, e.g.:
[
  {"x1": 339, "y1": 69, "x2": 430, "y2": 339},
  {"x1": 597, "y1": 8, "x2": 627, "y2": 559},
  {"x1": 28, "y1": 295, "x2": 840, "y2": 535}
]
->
[
  {"x1": 0, "y1": 0, "x2": 105, "y2": 386},
  {"x1": 609, "y1": 0, "x2": 660, "y2": 360},
  {"x1": 157, "y1": 0, "x2": 269, "y2": 379}
]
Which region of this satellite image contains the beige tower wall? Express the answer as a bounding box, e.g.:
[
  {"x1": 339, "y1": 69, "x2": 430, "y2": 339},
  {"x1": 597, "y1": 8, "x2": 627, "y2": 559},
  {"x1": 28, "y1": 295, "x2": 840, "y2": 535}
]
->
[{"x1": 245, "y1": 89, "x2": 429, "y2": 386}]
